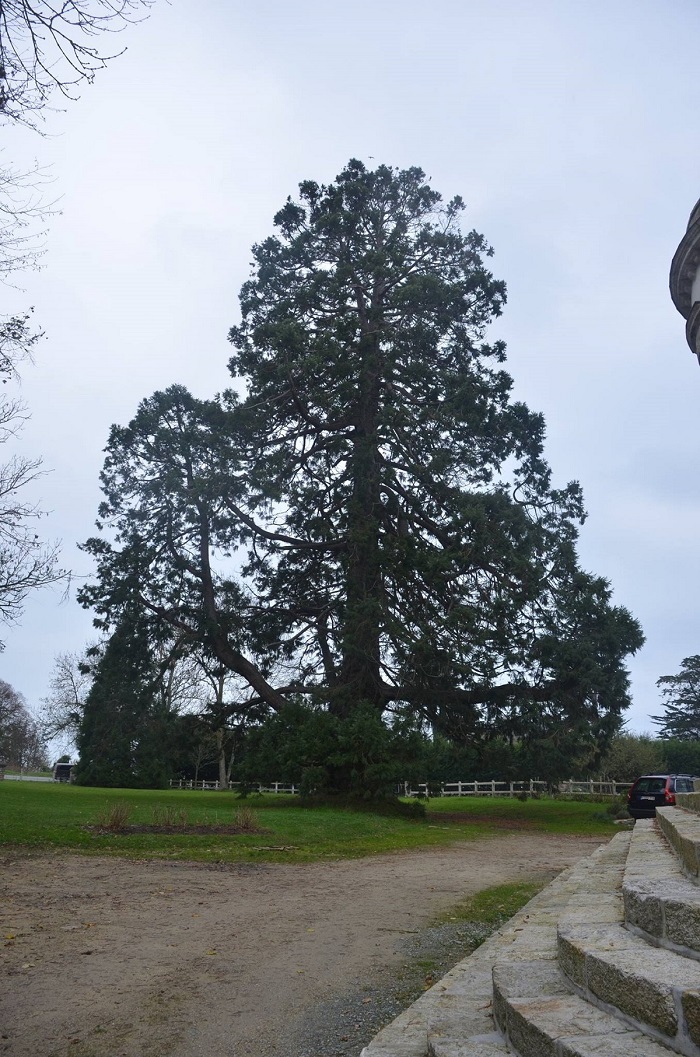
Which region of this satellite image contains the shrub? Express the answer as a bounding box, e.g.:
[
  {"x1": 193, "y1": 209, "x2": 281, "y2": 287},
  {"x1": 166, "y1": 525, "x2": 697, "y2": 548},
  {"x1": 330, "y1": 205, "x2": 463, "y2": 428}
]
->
[
  {"x1": 237, "y1": 701, "x2": 430, "y2": 799},
  {"x1": 598, "y1": 733, "x2": 666, "y2": 781},
  {"x1": 232, "y1": 806, "x2": 263, "y2": 832},
  {"x1": 151, "y1": 804, "x2": 188, "y2": 828},
  {"x1": 94, "y1": 801, "x2": 132, "y2": 831},
  {"x1": 661, "y1": 739, "x2": 700, "y2": 776}
]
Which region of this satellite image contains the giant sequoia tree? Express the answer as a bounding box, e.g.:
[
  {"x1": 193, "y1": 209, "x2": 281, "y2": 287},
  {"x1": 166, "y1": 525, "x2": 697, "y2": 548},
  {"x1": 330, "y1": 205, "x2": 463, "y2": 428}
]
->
[{"x1": 81, "y1": 161, "x2": 643, "y2": 791}]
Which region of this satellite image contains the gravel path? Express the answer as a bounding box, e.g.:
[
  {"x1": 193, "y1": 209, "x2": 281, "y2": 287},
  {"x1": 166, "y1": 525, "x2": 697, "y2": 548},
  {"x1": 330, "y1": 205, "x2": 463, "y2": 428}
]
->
[{"x1": 0, "y1": 834, "x2": 604, "y2": 1057}]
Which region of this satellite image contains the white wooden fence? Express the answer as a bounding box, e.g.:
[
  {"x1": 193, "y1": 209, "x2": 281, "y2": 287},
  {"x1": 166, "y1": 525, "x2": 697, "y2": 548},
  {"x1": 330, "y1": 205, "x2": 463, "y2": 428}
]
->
[
  {"x1": 400, "y1": 779, "x2": 632, "y2": 797},
  {"x1": 169, "y1": 778, "x2": 632, "y2": 796},
  {"x1": 169, "y1": 779, "x2": 298, "y2": 793},
  {"x1": 557, "y1": 779, "x2": 633, "y2": 796}
]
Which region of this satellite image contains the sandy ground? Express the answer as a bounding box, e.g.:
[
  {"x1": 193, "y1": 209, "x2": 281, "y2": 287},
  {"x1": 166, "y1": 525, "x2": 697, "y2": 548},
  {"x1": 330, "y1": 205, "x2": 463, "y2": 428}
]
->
[{"x1": 0, "y1": 834, "x2": 604, "y2": 1057}]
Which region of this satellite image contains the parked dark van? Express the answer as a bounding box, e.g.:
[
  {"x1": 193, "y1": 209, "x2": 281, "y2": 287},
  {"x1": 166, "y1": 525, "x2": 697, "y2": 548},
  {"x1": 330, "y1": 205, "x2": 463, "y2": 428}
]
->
[
  {"x1": 627, "y1": 774, "x2": 696, "y2": 819},
  {"x1": 53, "y1": 762, "x2": 74, "y2": 783}
]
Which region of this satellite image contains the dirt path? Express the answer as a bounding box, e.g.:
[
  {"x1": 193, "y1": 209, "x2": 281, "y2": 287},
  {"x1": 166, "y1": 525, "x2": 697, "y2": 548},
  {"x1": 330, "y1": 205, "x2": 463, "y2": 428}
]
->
[{"x1": 0, "y1": 834, "x2": 604, "y2": 1057}]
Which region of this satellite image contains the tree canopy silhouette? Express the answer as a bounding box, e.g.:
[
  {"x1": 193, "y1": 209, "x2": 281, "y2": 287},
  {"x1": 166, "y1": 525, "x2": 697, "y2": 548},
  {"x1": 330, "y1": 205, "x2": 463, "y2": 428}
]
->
[
  {"x1": 653, "y1": 656, "x2": 700, "y2": 740},
  {"x1": 81, "y1": 161, "x2": 644, "y2": 792}
]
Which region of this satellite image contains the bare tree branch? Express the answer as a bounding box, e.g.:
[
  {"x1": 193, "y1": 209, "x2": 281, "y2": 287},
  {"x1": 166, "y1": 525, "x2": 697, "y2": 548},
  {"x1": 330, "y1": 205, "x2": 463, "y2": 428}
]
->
[
  {"x1": 0, "y1": 0, "x2": 155, "y2": 128},
  {"x1": 0, "y1": 312, "x2": 68, "y2": 644}
]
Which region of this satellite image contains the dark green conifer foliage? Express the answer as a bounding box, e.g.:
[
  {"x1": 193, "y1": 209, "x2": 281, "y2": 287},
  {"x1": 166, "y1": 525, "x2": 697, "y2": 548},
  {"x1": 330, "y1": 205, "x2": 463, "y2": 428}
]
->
[
  {"x1": 80, "y1": 161, "x2": 644, "y2": 793},
  {"x1": 75, "y1": 607, "x2": 170, "y2": 788},
  {"x1": 653, "y1": 656, "x2": 700, "y2": 741}
]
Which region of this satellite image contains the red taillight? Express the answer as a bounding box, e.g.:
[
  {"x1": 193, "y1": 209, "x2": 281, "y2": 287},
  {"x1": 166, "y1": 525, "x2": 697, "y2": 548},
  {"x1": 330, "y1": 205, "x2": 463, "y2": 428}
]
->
[
  {"x1": 665, "y1": 781, "x2": 676, "y2": 805},
  {"x1": 627, "y1": 788, "x2": 634, "y2": 802}
]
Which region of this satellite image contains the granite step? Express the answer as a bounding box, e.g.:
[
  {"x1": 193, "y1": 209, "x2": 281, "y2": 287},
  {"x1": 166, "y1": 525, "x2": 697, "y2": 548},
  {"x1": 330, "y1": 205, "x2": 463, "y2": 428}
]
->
[
  {"x1": 363, "y1": 830, "x2": 679, "y2": 1057},
  {"x1": 491, "y1": 833, "x2": 672, "y2": 1057},
  {"x1": 656, "y1": 806, "x2": 700, "y2": 882},
  {"x1": 623, "y1": 817, "x2": 700, "y2": 958},
  {"x1": 492, "y1": 958, "x2": 674, "y2": 1057},
  {"x1": 430, "y1": 836, "x2": 638, "y2": 1057},
  {"x1": 556, "y1": 817, "x2": 700, "y2": 1054},
  {"x1": 366, "y1": 833, "x2": 673, "y2": 1057},
  {"x1": 557, "y1": 916, "x2": 700, "y2": 1054},
  {"x1": 676, "y1": 792, "x2": 700, "y2": 815},
  {"x1": 361, "y1": 841, "x2": 620, "y2": 1057}
]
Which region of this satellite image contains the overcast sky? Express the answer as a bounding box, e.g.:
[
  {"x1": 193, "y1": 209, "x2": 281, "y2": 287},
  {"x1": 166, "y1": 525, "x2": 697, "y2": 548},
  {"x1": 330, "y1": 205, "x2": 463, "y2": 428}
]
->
[{"x1": 2, "y1": 0, "x2": 700, "y2": 739}]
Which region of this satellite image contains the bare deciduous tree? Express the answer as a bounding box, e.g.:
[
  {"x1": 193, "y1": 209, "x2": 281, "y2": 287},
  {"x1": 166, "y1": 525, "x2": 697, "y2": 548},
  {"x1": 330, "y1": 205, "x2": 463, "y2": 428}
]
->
[
  {"x1": 0, "y1": 0, "x2": 155, "y2": 128},
  {"x1": 0, "y1": 155, "x2": 54, "y2": 279},
  {"x1": 0, "y1": 677, "x2": 47, "y2": 768},
  {"x1": 0, "y1": 312, "x2": 67, "y2": 643},
  {"x1": 0, "y1": 2, "x2": 155, "y2": 646},
  {"x1": 41, "y1": 648, "x2": 95, "y2": 748}
]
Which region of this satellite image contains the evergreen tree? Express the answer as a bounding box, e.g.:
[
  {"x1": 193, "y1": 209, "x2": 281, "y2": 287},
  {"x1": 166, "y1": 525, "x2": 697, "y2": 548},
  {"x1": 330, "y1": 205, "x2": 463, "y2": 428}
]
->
[
  {"x1": 81, "y1": 161, "x2": 643, "y2": 794},
  {"x1": 75, "y1": 605, "x2": 171, "y2": 787},
  {"x1": 653, "y1": 656, "x2": 700, "y2": 740},
  {"x1": 662, "y1": 739, "x2": 700, "y2": 775}
]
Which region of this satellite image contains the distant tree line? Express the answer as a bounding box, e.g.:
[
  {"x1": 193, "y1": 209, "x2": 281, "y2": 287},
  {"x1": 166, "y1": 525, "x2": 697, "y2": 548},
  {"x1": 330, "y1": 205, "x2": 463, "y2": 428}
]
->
[
  {"x1": 0, "y1": 679, "x2": 47, "y2": 770},
  {"x1": 37, "y1": 649, "x2": 700, "y2": 791}
]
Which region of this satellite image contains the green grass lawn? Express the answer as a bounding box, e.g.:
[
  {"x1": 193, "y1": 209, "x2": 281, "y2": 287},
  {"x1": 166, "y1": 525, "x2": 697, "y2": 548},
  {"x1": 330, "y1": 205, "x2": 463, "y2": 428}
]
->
[
  {"x1": 425, "y1": 793, "x2": 627, "y2": 833},
  {"x1": 0, "y1": 782, "x2": 621, "y2": 864},
  {"x1": 435, "y1": 879, "x2": 546, "y2": 927}
]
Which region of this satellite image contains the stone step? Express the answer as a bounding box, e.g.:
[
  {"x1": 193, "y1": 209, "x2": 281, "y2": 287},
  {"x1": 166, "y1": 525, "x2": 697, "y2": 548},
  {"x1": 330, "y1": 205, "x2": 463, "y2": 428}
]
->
[
  {"x1": 656, "y1": 806, "x2": 700, "y2": 882},
  {"x1": 363, "y1": 831, "x2": 678, "y2": 1057},
  {"x1": 676, "y1": 792, "x2": 700, "y2": 815},
  {"x1": 493, "y1": 958, "x2": 673, "y2": 1057},
  {"x1": 557, "y1": 916, "x2": 700, "y2": 1053},
  {"x1": 361, "y1": 842, "x2": 618, "y2": 1057},
  {"x1": 429, "y1": 836, "x2": 636, "y2": 1057},
  {"x1": 490, "y1": 833, "x2": 672, "y2": 1057},
  {"x1": 383, "y1": 834, "x2": 672, "y2": 1057},
  {"x1": 623, "y1": 817, "x2": 700, "y2": 959},
  {"x1": 360, "y1": 931, "x2": 511, "y2": 1057}
]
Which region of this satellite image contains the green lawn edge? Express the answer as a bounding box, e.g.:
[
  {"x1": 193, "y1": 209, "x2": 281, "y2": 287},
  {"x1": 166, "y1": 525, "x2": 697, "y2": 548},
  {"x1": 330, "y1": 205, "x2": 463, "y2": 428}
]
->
[{"x1": 0, "y1": 783, "x2": 619, "y2": 864}]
